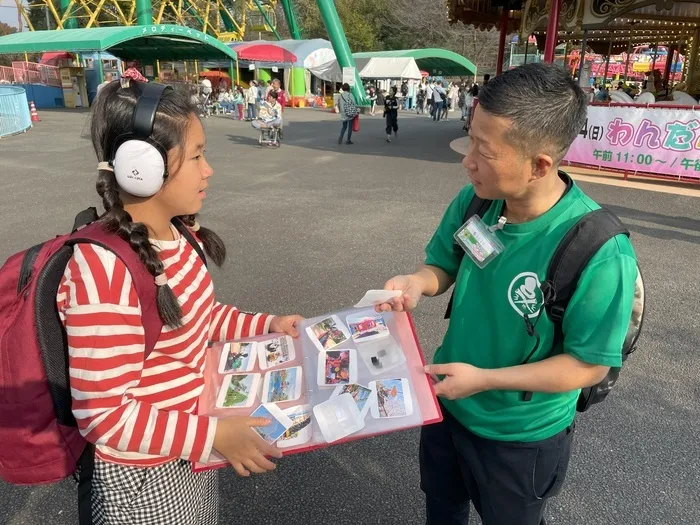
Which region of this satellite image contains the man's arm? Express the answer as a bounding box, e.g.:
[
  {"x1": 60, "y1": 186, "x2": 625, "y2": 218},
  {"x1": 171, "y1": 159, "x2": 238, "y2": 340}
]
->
[
  {"x1": 411, "y1": 264, "x2": 455, "y2": 297},
  {"x1": 425, "y1": 355, "x2": 609, "y2": 400}
]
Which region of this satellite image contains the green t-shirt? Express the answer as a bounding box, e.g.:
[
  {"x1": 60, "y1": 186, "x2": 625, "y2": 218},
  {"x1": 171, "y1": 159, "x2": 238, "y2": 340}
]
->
[{"x1": 425, "y1": 177, "x2": 638, "y2": 442}]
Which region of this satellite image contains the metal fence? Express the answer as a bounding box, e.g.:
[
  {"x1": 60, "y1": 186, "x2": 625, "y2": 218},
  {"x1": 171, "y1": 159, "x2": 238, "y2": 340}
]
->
[
  {"x1": 0, "y1": 62, "x2": 61, "y2": 87},
  {"x1": 0, "y1": 86, "x2": 32, "y2": 138}
]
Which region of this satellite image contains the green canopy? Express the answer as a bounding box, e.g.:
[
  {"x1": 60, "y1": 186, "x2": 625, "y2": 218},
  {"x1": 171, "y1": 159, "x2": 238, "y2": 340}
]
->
[
  {"x1": 353, "y1": 48, "x2": 476, "y2": 77},
  {"x1": 0, "y1": 25, "x2": 237, "y2": 62}
]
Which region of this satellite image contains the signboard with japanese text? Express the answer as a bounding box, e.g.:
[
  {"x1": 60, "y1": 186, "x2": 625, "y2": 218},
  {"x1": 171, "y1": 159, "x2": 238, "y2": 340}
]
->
[{"x1": 564, "y1": 105, "x2": 700, "y2": 179}]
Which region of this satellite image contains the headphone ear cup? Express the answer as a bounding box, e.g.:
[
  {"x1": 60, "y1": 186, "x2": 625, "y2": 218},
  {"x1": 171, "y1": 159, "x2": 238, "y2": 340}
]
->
[{"x1": 113, "y1": 140, "x2": 166, "y2": 198}]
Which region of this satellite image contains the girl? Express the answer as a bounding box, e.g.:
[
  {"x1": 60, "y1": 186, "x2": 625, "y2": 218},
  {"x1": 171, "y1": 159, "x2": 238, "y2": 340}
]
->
[
  {"x1": 57, "y1": 73, "x2": 302, "y2": 524},
  {"x1": 234, "y1": 85, "x2": 245, "y2": 120}
]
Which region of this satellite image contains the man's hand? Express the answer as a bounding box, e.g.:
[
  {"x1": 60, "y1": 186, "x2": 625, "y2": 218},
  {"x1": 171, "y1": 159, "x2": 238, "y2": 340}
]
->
[
  {"x1": 425, "y1": 363, "x2": 491, "y2": 400},
  {"x1": 269, "y1": 315, "x2": 305, "y2": 338},
  {"x1": 376, "y1": 274, "x2": 424, "y2": 313}
]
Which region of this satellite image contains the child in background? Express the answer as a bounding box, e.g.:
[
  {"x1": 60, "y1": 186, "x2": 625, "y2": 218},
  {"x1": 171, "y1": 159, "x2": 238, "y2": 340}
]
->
[
  {"x1": 384, "y1": 85, "x2": 399, "y2": 143},
  {"x1": 58, "y1": 72, "x2": 302, "y2": 524}
]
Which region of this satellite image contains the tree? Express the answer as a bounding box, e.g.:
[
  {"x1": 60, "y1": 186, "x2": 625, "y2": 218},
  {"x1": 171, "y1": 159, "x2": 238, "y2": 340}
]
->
[
  {"x1": 0, "y1": 22, "x2": 20, "y2": 67},
  {"x1": 387, "y1": 0, "x2": 510, "y2": 76},
  {"x1": 0, "y1": 21, "x2": 18, "y2": 36},
  {"x1": 283, "y1": 0, "x2": 390, "y2": 51}
]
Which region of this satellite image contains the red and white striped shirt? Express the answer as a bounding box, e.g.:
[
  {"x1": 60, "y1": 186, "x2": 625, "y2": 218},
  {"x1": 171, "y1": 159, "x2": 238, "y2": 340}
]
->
[{"x1": 56, "y1": 225, "x2": 273, "y2": 467}]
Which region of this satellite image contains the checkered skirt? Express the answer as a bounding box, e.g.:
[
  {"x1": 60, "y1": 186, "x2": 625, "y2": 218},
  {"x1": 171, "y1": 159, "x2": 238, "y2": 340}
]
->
[{"x1": 90, "y1": 457, "x2": 219, "y2": 525}]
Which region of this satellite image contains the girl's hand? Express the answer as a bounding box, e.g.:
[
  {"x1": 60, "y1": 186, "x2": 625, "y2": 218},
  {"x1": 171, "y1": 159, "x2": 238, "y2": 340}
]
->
[
  {"x1": 213, "y1": 416, "x2": 283, "y2": 477},
  {"x1": 269, "y1": 315, "x2": 304, "y2": 338}
]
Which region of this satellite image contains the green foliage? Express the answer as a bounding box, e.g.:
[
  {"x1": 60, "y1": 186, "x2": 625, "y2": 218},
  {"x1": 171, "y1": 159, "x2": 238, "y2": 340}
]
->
[
  {"x1": 289, "y1": 0, "x2": 389, "y2": 51},
  {"x1": 280, "y1": 0, "x2": 509, "y2": 75}
]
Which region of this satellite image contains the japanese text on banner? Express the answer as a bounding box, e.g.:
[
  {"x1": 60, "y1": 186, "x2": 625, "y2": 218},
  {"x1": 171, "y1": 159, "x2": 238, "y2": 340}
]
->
[{"x1": 564, "y1": 106, "x2": 700, "y2": 178}]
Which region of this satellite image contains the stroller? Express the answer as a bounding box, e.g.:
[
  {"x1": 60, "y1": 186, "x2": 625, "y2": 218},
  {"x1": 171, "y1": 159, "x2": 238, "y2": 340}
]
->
[
  {"x1": 197, "y1": 92, "x2": 212, "y2": 118},
  {"x1": 253, "y1": 119, "x2": 281, "y2": 147}
]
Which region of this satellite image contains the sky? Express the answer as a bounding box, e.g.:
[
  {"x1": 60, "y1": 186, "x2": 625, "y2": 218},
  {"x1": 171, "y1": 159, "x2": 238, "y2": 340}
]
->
[{"x1": 0, "y1": 0, "x2": 24, "y2": 29}]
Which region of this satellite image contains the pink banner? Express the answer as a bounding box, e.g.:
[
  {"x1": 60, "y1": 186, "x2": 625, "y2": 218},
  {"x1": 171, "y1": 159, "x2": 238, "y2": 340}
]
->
[{"x1": 564, "y1": 105, "x2": 700, "y2": 179}]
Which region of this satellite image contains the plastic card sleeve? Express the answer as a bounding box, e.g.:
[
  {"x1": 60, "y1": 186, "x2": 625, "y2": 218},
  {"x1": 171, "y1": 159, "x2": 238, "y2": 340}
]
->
[{"x1": 192, "y1": 310, "x2": 442, "y2": 473}]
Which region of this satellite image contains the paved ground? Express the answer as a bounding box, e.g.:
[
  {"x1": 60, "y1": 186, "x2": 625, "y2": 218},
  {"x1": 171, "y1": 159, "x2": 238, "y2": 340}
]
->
[{"x1": 0, "y1": 107, "x2": 699, "y2": 525}]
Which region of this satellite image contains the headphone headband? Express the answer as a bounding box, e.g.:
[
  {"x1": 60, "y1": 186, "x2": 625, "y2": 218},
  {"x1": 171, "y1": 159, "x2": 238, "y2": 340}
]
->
[{"x1": 131, "y1": 82, "x2": 170, "y2": 139}]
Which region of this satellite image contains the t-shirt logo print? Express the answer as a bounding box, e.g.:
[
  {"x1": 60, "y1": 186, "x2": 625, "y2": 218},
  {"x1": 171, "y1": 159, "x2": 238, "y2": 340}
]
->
[{"x1": 508, "y1": 272, "x2": 543, "y2": 318}]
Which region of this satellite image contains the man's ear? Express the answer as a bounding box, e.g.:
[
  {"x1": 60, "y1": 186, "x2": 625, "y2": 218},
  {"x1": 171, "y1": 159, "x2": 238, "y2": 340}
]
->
[{"x1": 530, "y1": 153, "x2": 555, "y2": 182}]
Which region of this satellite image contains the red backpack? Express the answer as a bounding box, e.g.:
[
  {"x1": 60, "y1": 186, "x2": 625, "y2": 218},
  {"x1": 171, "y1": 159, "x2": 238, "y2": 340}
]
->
[{"x1": 0, "y1": 208, "x2": 205, "y2": 485}]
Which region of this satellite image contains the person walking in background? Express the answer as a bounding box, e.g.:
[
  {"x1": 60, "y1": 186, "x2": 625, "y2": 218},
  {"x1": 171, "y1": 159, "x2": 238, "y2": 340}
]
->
[
  {"x1": 233, "y1": 86, "x2": 245, "y2": 120},
  {"x1": 369, "y1": 86, "x2": 378, "y2": 116},
  {"x1": 337, "y1": 83, "x2": 357, "y2": 145},
  {"x1": 272, "y1": 78, "x2": 287, "y2": 139},
  {"x1": 96, "y1": 72, "x2": 113, "y2": 95},
  {"x1": 432, "y1": 81, "x2": 446, "y2": 122},
  {"x1": 384, "y1": 85, "x2": 399, "y2": 143},
  {"x1": 245, "y1": 81, "x2": 257, "y2": 121},
  {"x1": 426, "y1": 80, "x2": 434, "y2": 117},
  {"x1": 463, "y1": 83, "x2": 479, "y2": 132},
  {"x1": 416, "y1": 87, "x2": 426, "y2": 114}
]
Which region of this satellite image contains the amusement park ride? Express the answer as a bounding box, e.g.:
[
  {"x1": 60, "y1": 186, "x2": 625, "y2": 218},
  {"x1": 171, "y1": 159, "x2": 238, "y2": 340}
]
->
[{"x1": 13, "y1": 0, "x2": 299, "y2": 42}]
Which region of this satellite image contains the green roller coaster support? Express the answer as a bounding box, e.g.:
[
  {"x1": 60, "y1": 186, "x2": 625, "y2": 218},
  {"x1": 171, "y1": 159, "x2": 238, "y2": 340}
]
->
[
  {"x1": 60, "y1": 0, "x2": 78, "y2": 28},
  {"x1": 135, "y1": 0, "x2": 153, "y2": 25},
  {"x1": 280, "y1": 0, "x2": 302, "y2": 40},
  {"x1": 219, "y1": 6, "x2": 236, "y2": 32},
  {"x1": 252, "y1": 0, "x2": 281, "y2": 40},
  {"x1": 315, "y1": 0, "x2": 367, "y2": 105},
  {"x1": 181, "y1": 0, "x2": 206, "y2": 31}
]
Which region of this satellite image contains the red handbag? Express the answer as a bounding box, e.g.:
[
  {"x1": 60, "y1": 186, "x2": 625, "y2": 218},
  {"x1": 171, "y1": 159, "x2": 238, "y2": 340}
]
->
[{"x1": 352, "y1": 114, "x2": 360, "y2": 132}]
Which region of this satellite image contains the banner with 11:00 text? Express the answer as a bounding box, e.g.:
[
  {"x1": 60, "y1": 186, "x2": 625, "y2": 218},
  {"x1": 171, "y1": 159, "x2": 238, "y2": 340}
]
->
[{"x1": 564, "y1": 105, "x2": 700, "y2": 179}]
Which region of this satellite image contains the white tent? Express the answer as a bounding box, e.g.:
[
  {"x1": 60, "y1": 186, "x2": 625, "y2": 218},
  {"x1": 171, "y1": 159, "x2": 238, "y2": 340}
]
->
[
  {"x1": 309, "y1": 57, "x2": 422, "y2": 82},
  {"x1": 359, "y1": 57, "x2": 422, "y2": 80}
]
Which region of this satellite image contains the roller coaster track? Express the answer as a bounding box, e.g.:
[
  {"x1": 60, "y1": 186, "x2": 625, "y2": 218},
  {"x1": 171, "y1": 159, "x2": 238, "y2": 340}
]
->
[{"x1": 14, "y1": 0, "x2": 283, "y2": 42}]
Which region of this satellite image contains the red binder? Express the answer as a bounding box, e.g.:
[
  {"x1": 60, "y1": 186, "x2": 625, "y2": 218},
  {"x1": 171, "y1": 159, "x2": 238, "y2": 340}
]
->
[{"x1": 193, "y1": 310, "x2": 442, "y2": 473}]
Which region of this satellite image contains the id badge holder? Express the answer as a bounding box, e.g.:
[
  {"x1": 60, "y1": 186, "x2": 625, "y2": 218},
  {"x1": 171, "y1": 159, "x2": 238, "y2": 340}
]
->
[{"x1": 454, "y1": 215, "x2": 506, "y2": 269}]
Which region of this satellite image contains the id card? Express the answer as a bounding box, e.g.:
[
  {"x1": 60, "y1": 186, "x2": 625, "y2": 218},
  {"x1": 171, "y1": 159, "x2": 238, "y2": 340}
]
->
[{"x1": 454, "y1": 215, "x2": 505, "y2": 268}]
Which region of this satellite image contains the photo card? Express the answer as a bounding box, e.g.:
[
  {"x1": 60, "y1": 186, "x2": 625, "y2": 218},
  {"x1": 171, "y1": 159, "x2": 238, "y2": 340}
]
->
[
  {"x1": 306, "y1": 315, "x2": 351, "y2": 352},
  {"x1": 331, "y1": 383, "x2": 373, "y2": 419},
  {"x1": 369, "y1": 378, "x2": 414, "y2": 419},
  {"x1": 262, "y1": 366, "x2": 303, "y2": 403},
  {"x1": 346, "y1": 311, "x2": 390, "y2": 343},
  {"x1": 250, "y1": 403, "x2": 293, "y2": 444},
  {"x1": 218, "y1": 341, "x2": 257, "y2": 374},
  {"x1": 277, "y1": 404, "x2": 313, "y2": 448},
  {"x1": 316, "y1": 349, "x2": 358, "y2": 387},
  {"x1": 215, "y1": 373, "x2": 261, "y2": 409},
  {"x1": 258, "y1": 335, "x2": 296, "y2": 370}
]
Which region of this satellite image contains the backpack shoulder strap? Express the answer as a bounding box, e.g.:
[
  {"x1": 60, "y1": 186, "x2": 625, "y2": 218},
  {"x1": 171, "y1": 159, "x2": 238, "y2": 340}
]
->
[
  {"x1": 67, "y1": 223, "x2": 163, "y2": 358},
  {"x1": 172, "y1": 219, "x2": 208, "y2": 267},
  {"x1": 545, "y1": 207, "x2": 630, "y2": 331},
  {"x1": 444, "y1": 193, "x2": 494, "y2": 319}
]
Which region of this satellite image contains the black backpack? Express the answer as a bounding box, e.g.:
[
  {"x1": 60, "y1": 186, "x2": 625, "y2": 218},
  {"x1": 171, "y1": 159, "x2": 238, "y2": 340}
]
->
[{"x1": 445, "y1": 193, "x2": 645, "y2": 412}]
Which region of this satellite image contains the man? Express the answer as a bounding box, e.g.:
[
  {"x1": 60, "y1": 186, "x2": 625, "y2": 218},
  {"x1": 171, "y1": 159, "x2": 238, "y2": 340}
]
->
[
  {"x1": 378, "y1": 63, "x2": 637, "y2": 525},
  {"x1": 96, "y1": 72, "x2": 113, "y2": 95},
  {"x1": 272, "y1": 78, "x2": 287, "y2": 139},
  {"x1": 431, "y1": 81, "x2": 446, "y2": 122}
]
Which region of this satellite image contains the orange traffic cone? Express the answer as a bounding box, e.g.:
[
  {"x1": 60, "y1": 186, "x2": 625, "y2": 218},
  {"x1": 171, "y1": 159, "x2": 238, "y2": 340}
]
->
[{"x1": 29, "y1": 101, "x2": 40, "y2": 123}]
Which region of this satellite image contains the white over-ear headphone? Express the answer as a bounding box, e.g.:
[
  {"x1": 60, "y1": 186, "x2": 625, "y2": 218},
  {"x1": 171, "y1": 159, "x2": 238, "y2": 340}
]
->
[{"x1": 111, "y1": 82, "x2": 172, "y2": 198}]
